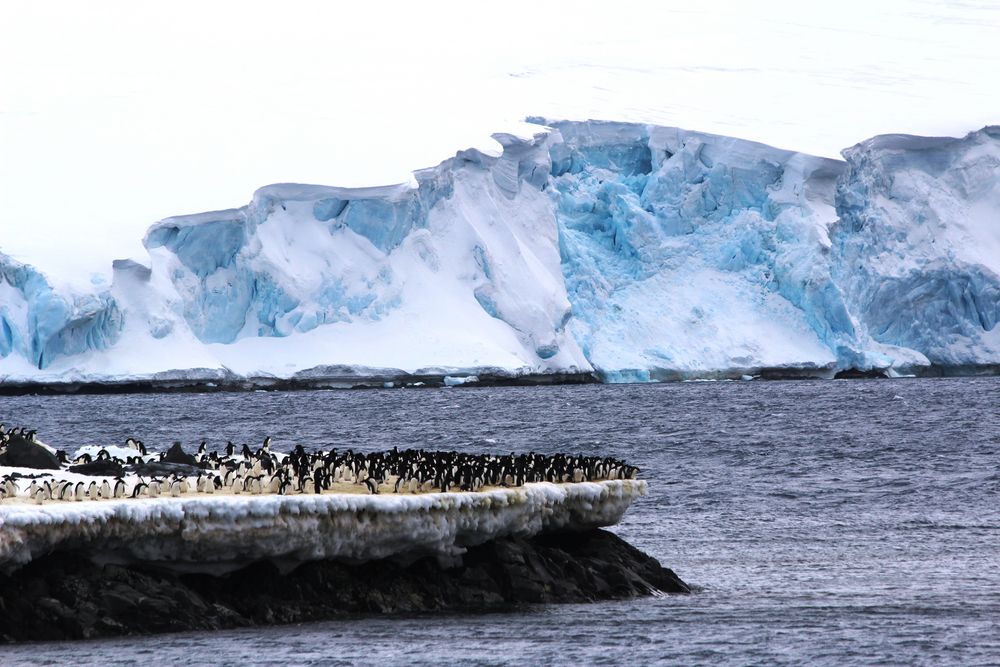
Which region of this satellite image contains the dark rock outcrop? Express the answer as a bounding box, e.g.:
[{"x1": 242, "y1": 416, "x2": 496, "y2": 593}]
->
[
  {"x1": 68, "y1": 460, "x2": 125, "y2": 477},
  {"x1": 0, "y1": 436, "x2": 60, "y2": 470},
  {"x1": 161, "y1": 442, "x2": 197, "y2": 466},
  {"x1": 128, "y1": 461, "x2": 202, "y2": 477},
  {"x1": 0, "y1": 529, "x2": 688, "y2": 643}
]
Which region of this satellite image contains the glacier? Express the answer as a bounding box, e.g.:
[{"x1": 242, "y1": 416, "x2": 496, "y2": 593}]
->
[{"x1": 1, "y1": 119, "x2": 998, "y2": 386}]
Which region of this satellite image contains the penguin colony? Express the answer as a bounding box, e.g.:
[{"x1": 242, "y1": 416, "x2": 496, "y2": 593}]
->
[{"x1": 0, "y1": 424, "x2": 640, "y2": 505}]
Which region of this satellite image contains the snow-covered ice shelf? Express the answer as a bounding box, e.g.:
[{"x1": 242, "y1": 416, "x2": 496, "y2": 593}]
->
[{"x1": 0, "y1": 480, "x2": 645, "y2": 570}]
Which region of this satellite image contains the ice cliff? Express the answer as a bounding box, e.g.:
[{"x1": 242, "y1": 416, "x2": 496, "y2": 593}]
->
[
  {"x1": 0, "y1": 480, "x2": 644, "y2": 570},
  {"x1": 1, "y1": 120, "x2": 998, "y2": 385}
]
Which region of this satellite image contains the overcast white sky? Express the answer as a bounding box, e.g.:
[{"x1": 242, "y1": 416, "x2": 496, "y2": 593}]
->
[{"x1": 1, "y1": 0, "x2": 998, "y2": 285}]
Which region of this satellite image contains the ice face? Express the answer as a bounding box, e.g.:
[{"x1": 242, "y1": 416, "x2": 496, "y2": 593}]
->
[
  {"x1": 0, "y1": 120, "x2": 998, "y2": 383},
  {"x1": 0, "y1": 253, "x2": 122, "y2": 369},
  {"x1": 832, "y1": 127, "x2": 1000, "y2": 369},
  {"x1": 548, "y1": 121, "x2": 847, "y2": 378}
]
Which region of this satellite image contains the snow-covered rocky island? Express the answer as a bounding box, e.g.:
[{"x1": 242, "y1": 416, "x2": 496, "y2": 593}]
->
[
  {"x1": 0, "y1": 429, "x2": 688, "y2": 642},
  {"x1": 1, "y1": 119, "x2": 998, "y2": 391}
]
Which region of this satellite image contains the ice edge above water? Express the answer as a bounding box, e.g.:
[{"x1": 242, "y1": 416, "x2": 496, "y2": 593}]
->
[{"x1": 0, "y1": 480, "x2": 646, "y2": 570}]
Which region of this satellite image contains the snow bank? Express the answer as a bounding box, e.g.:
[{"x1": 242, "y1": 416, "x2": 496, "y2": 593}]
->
[
  {"x1": 0, "y1": 480, "x2": 645, "y2": 570},
  {"x1": 1, "y1": 120, "x2": 999, "y2": 383}
]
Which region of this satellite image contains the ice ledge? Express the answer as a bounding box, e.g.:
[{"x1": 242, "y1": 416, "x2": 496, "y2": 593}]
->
[{"x1": 0, "y1": 480, "x2": 646, "y2": 570}]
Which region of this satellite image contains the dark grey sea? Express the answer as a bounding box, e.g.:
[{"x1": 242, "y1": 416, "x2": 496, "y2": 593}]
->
[{"x1": 1, "y1": 377, "x2": 998, "y2": 665}]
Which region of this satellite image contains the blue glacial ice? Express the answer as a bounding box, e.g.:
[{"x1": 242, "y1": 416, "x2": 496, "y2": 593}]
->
[{"x1": 0, "y1": 119, "x2": 998, "y2": 383}]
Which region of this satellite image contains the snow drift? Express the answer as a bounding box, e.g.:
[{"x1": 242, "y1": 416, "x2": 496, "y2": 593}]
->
[
  {"x1": 1, "y1": 120, "x2": 998, "y2": 384},
  {"x1": 0, "y1": 480, "x2": 644, "y2": 570}
]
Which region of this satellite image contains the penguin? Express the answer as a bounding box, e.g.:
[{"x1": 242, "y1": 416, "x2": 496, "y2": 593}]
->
[
  {"x1": 74, "y1": 482, "x2": 86, "y2": 502},
  {"x1": 266, "y1": 474, "x2": 282, "y2": 494},
  {"x1": 59, "y1": 481, "x2": 74, "y2": 501},
  {"x1": 363, "y1": 477, "x2": 379, "y2": 494},
  {"x1": 131, "y1": 482, "x2": 148, "y2": 498},
  {"x1": 113, "y1": 477, "x2": 126, "y2": 498},
  {"x1": 86, "y1": 481, "x2": 99, "y2": 500},
  {"x1": 243, "y1": 476, "x2": 259, "y2": 495}
]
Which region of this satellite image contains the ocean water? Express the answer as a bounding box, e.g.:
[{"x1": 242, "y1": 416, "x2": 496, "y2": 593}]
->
[{"x1": 1, "y1": 377, "x2": 998, "y2": 665}]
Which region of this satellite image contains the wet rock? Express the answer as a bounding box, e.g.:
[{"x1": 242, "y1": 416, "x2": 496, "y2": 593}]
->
[
  {"x1": 69, "y1": 460, "x2": 125, "y2": 477},
  {"x1": 0, "y1": 436, "x2": 60, "y2": 469},
  {"x1": 0, "y1": 529, "x2": 689, "y2": 643}
]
